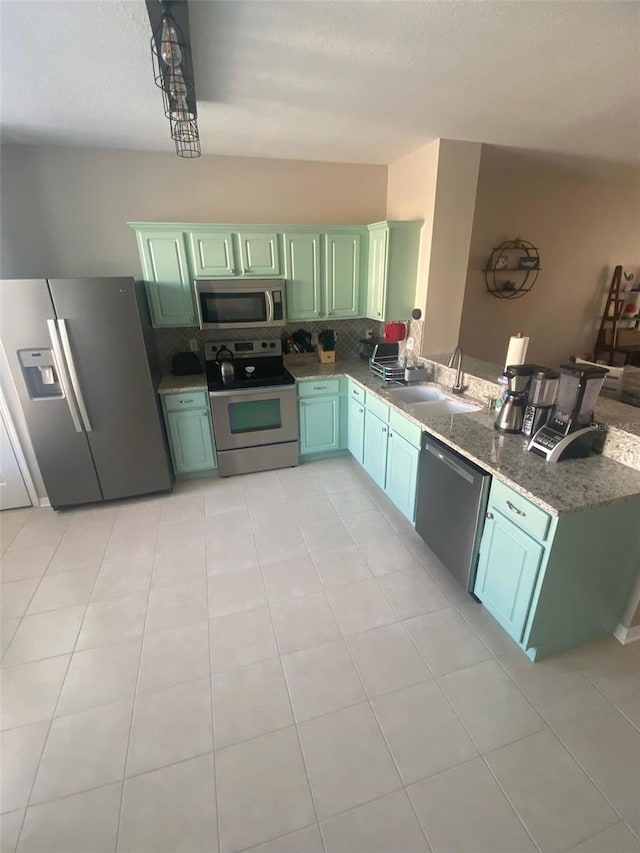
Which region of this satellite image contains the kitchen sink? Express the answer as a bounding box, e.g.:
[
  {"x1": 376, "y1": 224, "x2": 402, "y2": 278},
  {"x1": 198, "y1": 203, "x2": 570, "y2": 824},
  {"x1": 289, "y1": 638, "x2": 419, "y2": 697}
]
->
[
  {"x1": 386, "y1": 384, "x2": 446, "y2": 403},
  {"x1": 415, "y1": 398, "x2": 482, "y2": 415}
]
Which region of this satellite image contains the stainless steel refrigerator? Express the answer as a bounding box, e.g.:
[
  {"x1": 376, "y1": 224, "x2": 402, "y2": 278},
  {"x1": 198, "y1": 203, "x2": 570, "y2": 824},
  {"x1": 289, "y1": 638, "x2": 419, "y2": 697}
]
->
[{"x1": 0, "y1": 277, "x2": 172, "y2": 509}]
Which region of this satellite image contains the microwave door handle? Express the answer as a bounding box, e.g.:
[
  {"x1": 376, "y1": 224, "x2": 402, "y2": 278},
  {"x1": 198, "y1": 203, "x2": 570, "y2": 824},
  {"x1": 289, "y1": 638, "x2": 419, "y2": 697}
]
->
[
  {"x1": 46, "y1": 319, "x2": 83, "y2": 433},
  {"x1": 265, "y1": 290, "x2": 274, "y2": 323},
  {"x1": 56, "y1": 319, "x2": 93, "y2": 432},
  {"x1": 193, "y1": 282, "x2": 205, "y2": 329}
]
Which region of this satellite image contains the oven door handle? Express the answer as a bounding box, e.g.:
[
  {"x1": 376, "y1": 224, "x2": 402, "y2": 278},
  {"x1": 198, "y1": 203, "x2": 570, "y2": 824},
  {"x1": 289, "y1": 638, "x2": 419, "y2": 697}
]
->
[
  {"x1": 209, "y1": 384, "x2": 295, "y2": 400},
  {"x1": 265, "y1": 290, "x2": 274, "y2": 323}
]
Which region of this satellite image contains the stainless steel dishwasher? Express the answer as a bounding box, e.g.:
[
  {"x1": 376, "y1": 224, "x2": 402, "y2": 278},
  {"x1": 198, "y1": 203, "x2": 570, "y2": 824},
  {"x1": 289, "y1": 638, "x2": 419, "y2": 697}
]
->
[{"x1": 415, "y1": 434, "x2": 491, "y2": 591}]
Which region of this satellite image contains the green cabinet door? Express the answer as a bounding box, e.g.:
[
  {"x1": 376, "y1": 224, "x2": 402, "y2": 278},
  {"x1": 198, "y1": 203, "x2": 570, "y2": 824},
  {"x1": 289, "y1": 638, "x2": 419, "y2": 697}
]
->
[
  {"x1": 366, "y1": 226, "x2": 388, "y2": 321},
  {"x1": 299, "y1": 396, "x2": 341, "y2": 455},
  {"x1": 385, "y1": 431, "x2": 419, "y2": 522},
  {"x1": 165, "y1": 408, "x2": 217, "y2": 474},
  {"x1": 325, "y1": 233, "x2": 361, "y2": 318},
  {"x1": 474, "y1": 509, "x2": 544, "y2": 642},
  {"x1": 363, "y1": 410, "x2": 388, "y2": 489},
  {"x1": 347, "y1": 395, "x2": 366, "y2": 464},
  {"x1": 238, "y1": 232, "x2": 281, "y2": 276},
  {"x1": 137, "y1": 230, "x2": 196, "y2": 327},
  {"x1": 189, "y1": 230, "x2": 236, "y2": 277},
  {"x1": 284, "y1": 233, "x2": 322, "y2": 321}
]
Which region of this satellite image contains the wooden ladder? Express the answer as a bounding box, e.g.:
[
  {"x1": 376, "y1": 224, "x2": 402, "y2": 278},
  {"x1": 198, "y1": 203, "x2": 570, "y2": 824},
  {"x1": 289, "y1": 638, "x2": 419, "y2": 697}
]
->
[{"x1": 593, "y1": 265, "x2": 638, "y2": 365}]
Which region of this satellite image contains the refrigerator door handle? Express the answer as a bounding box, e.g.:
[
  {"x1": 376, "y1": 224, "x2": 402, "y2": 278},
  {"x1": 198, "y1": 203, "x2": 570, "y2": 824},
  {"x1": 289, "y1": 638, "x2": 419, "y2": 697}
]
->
[
  {"x1": 46, "y1": 319, "x2": 83, "y2": 433},
  {"x1": 56, "y1": 319, "x2": 93, "y2": 432}
]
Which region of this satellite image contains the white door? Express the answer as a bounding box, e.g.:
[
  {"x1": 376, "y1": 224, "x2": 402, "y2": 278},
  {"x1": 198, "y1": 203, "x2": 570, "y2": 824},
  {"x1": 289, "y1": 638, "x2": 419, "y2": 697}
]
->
[{"x1": 0, "y1": 411, "x2": 31, "y2": 510}]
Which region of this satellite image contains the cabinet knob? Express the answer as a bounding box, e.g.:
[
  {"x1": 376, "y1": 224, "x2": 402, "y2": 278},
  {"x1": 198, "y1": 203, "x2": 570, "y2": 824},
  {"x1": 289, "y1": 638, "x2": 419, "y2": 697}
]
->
[
  {"x1": 377, "y1": 312, "x2": 381, "y2": 317},
  {"x1": 359, "y1": 408, "x2": 364, "y2": 413},
  {"x1": 486, "y1": 511, "x2": 494, "y2": 520},
  {"x1": 382, "y1": 427, "x2": 387, "y2": 433},
  {"x1": 388, "y1": 433, "x2": 393, "y2": 438}
]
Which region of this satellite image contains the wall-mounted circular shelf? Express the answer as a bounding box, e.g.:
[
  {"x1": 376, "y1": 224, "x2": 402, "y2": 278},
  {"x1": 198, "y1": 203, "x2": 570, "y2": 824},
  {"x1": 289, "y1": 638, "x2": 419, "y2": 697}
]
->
[{"x1": 485, "y1": 238, "x2": 541, "y2": 300}]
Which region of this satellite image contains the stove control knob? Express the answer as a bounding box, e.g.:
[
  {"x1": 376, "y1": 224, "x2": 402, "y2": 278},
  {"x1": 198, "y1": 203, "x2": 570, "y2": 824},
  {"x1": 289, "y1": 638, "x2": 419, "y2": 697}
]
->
[
  {"x1": 269, "y1": 342, "x2": 275, "y2": 348},
  {"x1": 261, "y1": 342, "x2": 267, "y2": 348}
]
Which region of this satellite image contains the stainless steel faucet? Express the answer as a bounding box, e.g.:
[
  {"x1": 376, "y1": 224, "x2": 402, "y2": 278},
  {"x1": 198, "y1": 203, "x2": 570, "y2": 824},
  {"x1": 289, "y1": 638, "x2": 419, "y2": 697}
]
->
[{"x1": 448, "y1": 345, "x2": 466, "y2": 394}]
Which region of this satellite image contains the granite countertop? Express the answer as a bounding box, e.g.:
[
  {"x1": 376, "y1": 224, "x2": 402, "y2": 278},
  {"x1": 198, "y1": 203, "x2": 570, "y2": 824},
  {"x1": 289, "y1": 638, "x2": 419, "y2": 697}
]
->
[
  {"x1": 289, "y1": 359, "x2": 640, "y2": 516},
  {"x1": 158, "y1": 374, "x2": 209, "y2": 394}
]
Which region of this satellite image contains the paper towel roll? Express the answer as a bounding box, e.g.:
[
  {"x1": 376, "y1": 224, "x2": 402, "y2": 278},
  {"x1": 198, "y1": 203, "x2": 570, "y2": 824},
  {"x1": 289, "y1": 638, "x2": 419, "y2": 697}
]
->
[{"x1": 504, "y1": 334, "x2": 530, "y2": 370}]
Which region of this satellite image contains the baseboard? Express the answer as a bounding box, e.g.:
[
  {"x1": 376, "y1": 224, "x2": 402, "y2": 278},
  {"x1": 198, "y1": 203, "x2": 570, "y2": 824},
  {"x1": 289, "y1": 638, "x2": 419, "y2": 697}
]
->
[
  {"x1": 614, "y1": 623, "x2": 640, "y2": 645},
  {"x1": 38, "y1": 497, "x2": 51, "y2": 508}
]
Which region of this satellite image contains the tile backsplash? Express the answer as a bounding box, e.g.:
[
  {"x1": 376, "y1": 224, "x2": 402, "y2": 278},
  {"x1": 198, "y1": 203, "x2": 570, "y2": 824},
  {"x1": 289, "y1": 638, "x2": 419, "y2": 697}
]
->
[{"x1": 155, "y1": 319, "x2": 384, "y2": 371}]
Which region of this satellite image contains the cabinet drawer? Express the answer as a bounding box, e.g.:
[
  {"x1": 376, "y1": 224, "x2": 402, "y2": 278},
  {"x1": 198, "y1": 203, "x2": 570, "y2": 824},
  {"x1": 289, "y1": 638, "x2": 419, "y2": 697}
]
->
[
  {"x1": 349, "y1": 381, "x2": 366, "y2": 406},
  {"x1": 366, "y1": 394, "x2": 389, "y2": 423},
  {"x1": 389, "y1": 409, "x2": 421, "y2": 449},
  {"x1": 298, "y1": 379, "x2": 342, "y2": 398},
  {"x1": 162, "y1": 391, "x2": 209, "y2": 413},
  {"x1": 489, "y1": 479, "x2": 550, "y2": 541}
]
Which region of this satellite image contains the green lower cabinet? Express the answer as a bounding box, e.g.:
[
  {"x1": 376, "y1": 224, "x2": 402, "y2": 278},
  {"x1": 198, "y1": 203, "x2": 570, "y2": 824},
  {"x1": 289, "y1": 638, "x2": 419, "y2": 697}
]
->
[
  {"x1": 347, "y1": 396, "x2": 365, "y2": 464},
  {"x1": 165, "y1": 408, "x2": 217, "y2": 474},
  {"x1": 385, "y1": 431, "x2": 419, "y2": 522},
  {"x1": 363, "y1": 410, "x2": 388, "y2": 489},
  {"x1": 299, "y1": 396, "x2": 341, "y2": 455},
  {"x1": 474, "y1": 508, "x2": 544, "y2": 643}
]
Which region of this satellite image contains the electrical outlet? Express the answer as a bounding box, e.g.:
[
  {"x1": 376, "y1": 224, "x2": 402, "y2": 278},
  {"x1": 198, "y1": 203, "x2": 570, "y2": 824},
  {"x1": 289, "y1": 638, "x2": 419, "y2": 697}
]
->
[
  {"x1": 406, "y1": 337, "x2": 414, "y2": 351},
  {"x1": 189, "y1": 339, "x2": 198, "y2": 353}
]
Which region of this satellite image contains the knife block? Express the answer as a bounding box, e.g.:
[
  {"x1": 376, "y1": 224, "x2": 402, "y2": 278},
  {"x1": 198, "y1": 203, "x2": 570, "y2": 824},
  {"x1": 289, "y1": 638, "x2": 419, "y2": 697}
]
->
[{"x1": 317, "y1": 344, "x2": 336, "y2": 364}]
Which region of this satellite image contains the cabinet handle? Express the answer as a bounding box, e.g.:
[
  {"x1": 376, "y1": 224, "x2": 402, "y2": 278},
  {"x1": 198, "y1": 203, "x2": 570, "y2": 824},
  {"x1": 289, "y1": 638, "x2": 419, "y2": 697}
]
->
[
  {"x1": 486, "y1": 511, "x2": 494, "y2": 520},
  {"x1": 506, "y1": 500, "x2": 526, "y2": 517},
  {"x1": 179, "y1": 398, "x2": 194, "y2": 404},
  {"x1": 313, "y1": 385, "x2": 327, "y2": 390},
  {"x1": 353, "y1": 389, "x2": 359, "y2": 395}
]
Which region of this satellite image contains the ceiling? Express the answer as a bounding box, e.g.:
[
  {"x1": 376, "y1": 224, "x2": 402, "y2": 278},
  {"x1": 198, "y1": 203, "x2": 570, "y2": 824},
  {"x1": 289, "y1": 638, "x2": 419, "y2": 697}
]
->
[{"x1": 1, "y1": 0, "x2": 638, "y2": 166}]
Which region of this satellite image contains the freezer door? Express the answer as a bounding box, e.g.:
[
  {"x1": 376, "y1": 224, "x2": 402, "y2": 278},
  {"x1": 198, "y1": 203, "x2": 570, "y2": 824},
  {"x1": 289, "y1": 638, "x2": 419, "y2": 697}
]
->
[
  {"x1": 0, "y1": 279, "x2": 102, "y2": 508},
  {"x1": 48, "y1": 278, "x2": 172, "y2": 500}
]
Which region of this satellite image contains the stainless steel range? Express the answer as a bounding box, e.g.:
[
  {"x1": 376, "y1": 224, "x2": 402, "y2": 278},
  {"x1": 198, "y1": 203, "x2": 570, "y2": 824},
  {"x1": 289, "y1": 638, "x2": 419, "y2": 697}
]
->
[{"x1": 205, "y1": 339, "x2": 299, "y2": 477}]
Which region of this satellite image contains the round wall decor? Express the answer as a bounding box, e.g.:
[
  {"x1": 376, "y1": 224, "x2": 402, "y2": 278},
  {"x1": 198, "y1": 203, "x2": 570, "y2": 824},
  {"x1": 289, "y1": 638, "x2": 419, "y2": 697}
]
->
[{"x1": 485, "y1": 238, "x2": 541, "y2": 299}]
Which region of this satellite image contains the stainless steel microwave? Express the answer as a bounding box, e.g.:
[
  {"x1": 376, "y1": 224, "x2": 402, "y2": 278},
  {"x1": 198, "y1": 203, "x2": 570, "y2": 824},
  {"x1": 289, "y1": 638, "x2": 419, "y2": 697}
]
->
[{"x1": 194, "y1": 279, "x2": 287, "y2": 330}]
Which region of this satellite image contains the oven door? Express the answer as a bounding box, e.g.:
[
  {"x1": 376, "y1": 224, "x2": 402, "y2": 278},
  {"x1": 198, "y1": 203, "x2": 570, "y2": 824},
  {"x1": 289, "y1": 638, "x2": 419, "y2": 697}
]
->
[
  {"x1": 195, "y1": 281, "x2": 286, "y2": 329},
  {"x1": 209, "y1": 385, "x2": 298, "y2": 450}
]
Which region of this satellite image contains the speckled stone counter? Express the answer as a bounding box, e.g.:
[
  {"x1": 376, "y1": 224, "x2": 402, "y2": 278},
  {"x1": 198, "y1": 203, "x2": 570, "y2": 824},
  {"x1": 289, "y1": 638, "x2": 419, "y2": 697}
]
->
[
  {"x1": 289, "y1": 359, "x2": 640, "y2": 516},
  {"x1": 158, "y1": 374, "x2": 208, "y2": 394}
]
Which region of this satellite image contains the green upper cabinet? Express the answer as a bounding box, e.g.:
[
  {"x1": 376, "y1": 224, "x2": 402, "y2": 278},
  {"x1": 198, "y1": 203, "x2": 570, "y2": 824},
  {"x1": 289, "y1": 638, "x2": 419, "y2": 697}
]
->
[
  {"x1": 135, "y1": 229, "x2": 196, "y2": 327},
  {"x1": 238, "y1": 232, "x2": 281, "y2": 276},
  {"x1": 189, "y1": 231, "x2": 236, "y2": 277},
  {"x1": 283, "y1": 233, "x2": 322, "y2": 321},
  {"x1": 365, "y1": 221, "x2": 422, "y2": 322},
  {"x1": 366, "y1": 227, "x2": 388, "y2": 321},
  {"x1": 325, "y1": 233, "x2": 362, "y2": 318}
]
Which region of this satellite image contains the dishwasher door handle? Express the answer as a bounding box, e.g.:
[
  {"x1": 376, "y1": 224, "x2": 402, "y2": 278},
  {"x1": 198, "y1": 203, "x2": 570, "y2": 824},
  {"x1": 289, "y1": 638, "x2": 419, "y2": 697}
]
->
[{"x1": 426, "y1": 444, "x2": 474, "y2": 484}]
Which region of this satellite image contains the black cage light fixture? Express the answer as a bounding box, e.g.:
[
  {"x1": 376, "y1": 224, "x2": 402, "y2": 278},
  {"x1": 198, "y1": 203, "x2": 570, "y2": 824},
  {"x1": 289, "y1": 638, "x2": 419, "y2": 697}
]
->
[{"x1": 149, "y1": 0, "x2": 201, "y2": 158}]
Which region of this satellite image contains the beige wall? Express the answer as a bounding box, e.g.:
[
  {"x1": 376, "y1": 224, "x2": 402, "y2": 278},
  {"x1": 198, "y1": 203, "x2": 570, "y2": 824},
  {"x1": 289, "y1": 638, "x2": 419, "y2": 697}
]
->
[
  {"x1": 386, "y1": 139, "x2": 440, "y2": 309},
  {"x1": 0, "y1": 144, "x2": 388, "y2": 279},
  {"x1": 387, "y1": 139, "x2": 481, "y2": 355},
  {"x1": 459, "y1": 146, "x2": 640, "y2": 368},
  {"x1": 423, "y1": 141, "x2": 481, "y2": 354}
]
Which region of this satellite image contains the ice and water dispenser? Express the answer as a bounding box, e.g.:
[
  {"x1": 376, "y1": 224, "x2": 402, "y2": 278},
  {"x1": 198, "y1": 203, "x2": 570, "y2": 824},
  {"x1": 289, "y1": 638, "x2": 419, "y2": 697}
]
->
[{"x1": 18, "y1": 349, "x2": 62, "y2": 399}]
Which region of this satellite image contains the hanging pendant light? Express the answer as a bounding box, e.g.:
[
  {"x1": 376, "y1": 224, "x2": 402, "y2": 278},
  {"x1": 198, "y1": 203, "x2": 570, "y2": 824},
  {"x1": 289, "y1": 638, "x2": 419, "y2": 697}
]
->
[{"x1": 149, "y1": 1, "x2": 201, "y2": 158}]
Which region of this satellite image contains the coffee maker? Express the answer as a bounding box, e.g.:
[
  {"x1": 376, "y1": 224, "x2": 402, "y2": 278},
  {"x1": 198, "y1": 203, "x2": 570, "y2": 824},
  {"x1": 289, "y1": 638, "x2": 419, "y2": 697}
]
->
[
  {"x1": 528, "y1": 363, "x2": 609, "y2": 461},
  {"x1": 522, "y1": 368, "x2": 559, "y2": 437},
  {"x1": 494, "y1": 364, "x2": 536, "y2": 433}
]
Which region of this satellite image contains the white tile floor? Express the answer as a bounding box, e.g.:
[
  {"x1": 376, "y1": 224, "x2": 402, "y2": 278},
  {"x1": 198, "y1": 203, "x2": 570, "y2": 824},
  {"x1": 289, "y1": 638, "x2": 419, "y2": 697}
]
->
[{"x1": 1, "y1": 456, "x2": 640, "y2": 853}]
